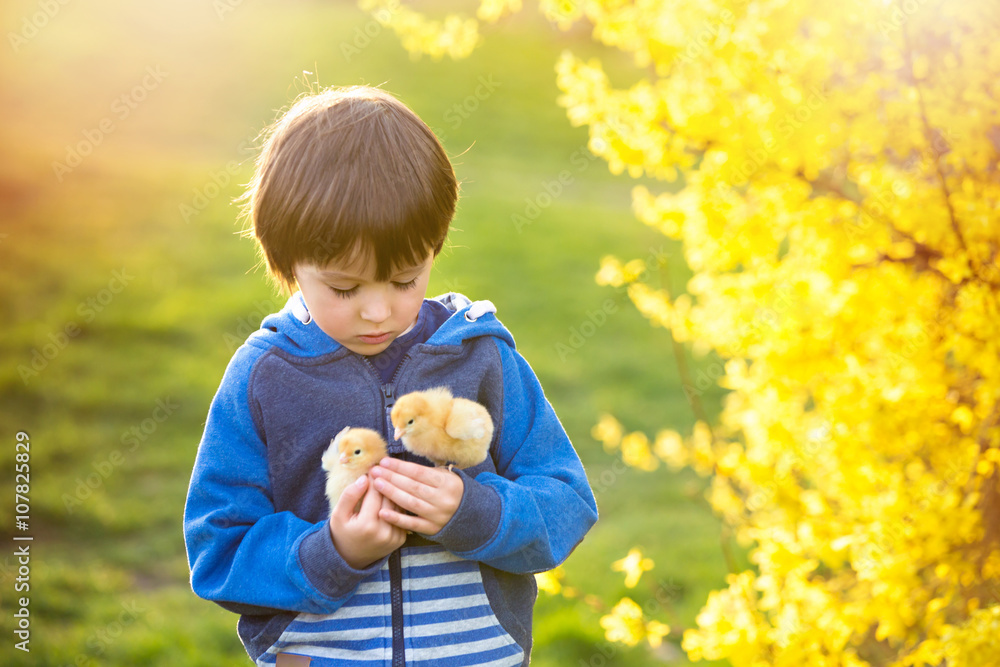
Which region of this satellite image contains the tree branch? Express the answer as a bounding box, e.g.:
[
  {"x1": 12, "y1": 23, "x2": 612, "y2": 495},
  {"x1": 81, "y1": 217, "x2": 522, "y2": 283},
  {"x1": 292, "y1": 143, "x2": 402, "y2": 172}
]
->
[
  {"x1": 976, "y1": 401, "x2": 1000, "y2": 564},
  {"x1": 655, "y1": 257, "x2": 742, "y2": 576},
  {"x1": 658, "y1": 258, "x2": 715, "y2": 435},
  {"x1": 806, "y1": 171, "x2": 963, "y2": 284},
  {"x1": 900, "y1": 18, "x2": 976, "y2": 273}
]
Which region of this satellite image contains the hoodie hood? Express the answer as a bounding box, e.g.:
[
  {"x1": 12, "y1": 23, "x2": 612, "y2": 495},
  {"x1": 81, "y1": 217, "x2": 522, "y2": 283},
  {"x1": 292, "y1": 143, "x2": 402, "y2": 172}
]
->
[{"x1": 247, "y1": 291, "x2": 515, "y2": 358}]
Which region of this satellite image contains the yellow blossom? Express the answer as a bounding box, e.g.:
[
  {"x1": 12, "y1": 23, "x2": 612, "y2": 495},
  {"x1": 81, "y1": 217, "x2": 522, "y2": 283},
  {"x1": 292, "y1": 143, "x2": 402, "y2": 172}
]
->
[
  {"x1": 373, "y1": 0, "x2": 1000, "y2": 663},
  {"x1": 611, "y1": 547, "x2": 655, "y2": 588},
  {"x1": 620, "y1": 431, "x2": 659, "y2": 471},
  {"x1": 535, "y1": 567, "x2": 565, "y2": 596},
  {"x1": 599, "y1": 597, "x2": 645, "y2": 646},
  {"x1": 591, "y1": 413, "x2": 624, "y2": 452}
]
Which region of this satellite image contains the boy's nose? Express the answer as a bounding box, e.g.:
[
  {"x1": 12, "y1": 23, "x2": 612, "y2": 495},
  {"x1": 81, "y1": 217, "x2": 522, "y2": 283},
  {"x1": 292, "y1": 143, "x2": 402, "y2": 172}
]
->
[{"x1": 360, "y1": 295, "x2": 390, "y2": 323}]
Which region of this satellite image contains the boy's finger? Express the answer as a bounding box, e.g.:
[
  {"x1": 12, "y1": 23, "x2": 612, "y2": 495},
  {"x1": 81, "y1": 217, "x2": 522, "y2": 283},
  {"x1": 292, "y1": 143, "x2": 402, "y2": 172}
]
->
[
  {"x1": 380, "y1": 494, "x2": 399, "y2": 513},
  {"x1": 374, "y1": 458, "x2": 446, "y2": 487},
  {"x1": 378, "y1": 506, "x2": 434, "y2": 535},
  {"x1": 356, "y1": 474, "x2": 385, "y2": 519},
  {"x1": 332, "y1": 475, "x2": 368, "y2": 520},
  {"x1": 379, "y1": 497, "x2": 413, "y2": 537},
  {"x1": 373, "y1": 476, "x2": 434, "y2": 518}
]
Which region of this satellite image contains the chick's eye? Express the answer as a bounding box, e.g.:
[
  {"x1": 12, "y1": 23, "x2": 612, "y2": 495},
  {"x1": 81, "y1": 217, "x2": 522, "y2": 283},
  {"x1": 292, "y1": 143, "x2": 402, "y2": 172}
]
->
[
  {"x1": 407, "y1": 418, "x2": 414, "y2": 425},
  {"x1": 354, "y1": 449, "x2": 361, "y2": 455}
]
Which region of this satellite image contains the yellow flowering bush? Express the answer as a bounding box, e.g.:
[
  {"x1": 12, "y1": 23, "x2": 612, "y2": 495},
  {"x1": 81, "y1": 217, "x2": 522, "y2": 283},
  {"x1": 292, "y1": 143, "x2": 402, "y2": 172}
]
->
[{"x1": 370, "y1": 0, "x2": 1000, "y2": 663}]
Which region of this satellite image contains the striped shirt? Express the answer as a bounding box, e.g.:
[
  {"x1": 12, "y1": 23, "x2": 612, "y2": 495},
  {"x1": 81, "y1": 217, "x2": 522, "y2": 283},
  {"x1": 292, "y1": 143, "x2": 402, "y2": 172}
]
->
[{"x1": 258, "y1": 544, "x2": 524, "y2": 666}]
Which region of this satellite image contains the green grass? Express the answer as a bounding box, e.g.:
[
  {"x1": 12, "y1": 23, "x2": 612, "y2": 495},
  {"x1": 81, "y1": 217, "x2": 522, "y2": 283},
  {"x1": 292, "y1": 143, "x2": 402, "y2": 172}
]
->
[{"x1": 1, "y1": 1, "x2": 736, "y2": 665}]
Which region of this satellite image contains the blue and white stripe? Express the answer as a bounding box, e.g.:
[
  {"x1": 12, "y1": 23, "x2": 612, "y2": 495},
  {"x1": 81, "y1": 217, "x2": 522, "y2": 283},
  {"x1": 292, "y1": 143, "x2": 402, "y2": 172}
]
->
[
  {"x1": 401, "y1": 545, "x2": 522, "y2": 666},
  {"x1": 258, "y1": 545, "x2": 523, "y2": 667}
]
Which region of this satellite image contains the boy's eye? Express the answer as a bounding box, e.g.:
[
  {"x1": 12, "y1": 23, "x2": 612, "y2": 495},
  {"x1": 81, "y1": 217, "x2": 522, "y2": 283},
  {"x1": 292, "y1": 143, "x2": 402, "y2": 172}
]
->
[
  {"x1": 329, "y1": 285, "x2": 359, "y2": 299},
  {"x1": 392, "y1": 278, "x2": 419, "y2": 291},
  {"x1": 327, "y1": 279, "x2": 415, "y2": 298}
]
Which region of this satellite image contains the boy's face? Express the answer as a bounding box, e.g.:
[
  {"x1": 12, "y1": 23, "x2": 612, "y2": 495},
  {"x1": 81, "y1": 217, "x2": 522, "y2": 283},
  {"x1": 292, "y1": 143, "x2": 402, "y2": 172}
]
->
[{"x1": 294, "y1": 249, "x2": 434, "y2": 356}]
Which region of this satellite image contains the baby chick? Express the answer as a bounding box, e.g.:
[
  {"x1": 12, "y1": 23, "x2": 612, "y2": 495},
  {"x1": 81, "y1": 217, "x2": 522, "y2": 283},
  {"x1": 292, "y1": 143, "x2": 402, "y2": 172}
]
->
[
  {"x1": 321, "y1": 426, "x2": 388, "y2": 513},
  {"x1": 390, "y1": 387, "x2": 493, "y2": 469}
]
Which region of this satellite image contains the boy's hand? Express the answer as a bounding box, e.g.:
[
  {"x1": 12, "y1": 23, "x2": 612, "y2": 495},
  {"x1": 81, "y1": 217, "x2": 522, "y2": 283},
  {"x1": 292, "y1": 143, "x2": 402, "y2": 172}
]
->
[
  {"x1": 329, "y1": 475, "x2": 407, "y2": 570},
  {"x1": 369, "y1": 457, "x2": 464, "y2": 536}
]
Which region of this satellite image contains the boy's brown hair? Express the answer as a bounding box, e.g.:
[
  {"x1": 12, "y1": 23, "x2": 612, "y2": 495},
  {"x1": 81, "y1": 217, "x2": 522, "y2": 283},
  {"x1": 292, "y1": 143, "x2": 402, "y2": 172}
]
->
[{"x1": 240, "y1": 85, "x2": 457, "y2": 292}]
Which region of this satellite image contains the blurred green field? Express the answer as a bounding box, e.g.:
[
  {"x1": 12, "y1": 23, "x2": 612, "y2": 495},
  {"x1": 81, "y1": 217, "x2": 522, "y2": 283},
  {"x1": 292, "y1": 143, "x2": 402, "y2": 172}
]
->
[{"x1": 0, "y1": 1, "x2": 738, "y2": 665}]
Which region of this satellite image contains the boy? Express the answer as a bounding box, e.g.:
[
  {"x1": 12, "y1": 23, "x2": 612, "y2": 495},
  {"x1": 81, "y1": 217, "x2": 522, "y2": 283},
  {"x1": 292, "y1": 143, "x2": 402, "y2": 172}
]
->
[{"x1": 183, "y1": 85, "x2": 598, "y2": 666}]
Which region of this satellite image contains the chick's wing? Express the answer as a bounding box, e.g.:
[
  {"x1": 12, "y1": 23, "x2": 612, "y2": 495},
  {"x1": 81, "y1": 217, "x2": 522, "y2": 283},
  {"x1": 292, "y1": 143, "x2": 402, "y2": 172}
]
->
[{"x1": 444, "y1": 398, "x2": 493, "y2": 442}]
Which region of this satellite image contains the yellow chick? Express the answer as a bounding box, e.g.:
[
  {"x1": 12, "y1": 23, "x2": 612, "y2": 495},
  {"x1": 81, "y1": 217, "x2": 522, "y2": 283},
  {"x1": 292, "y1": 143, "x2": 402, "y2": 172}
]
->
[
  {"x1": 390, "y1": 387, "x2": 493, "y2": 469},
  {"x1": 321, "y1": 426, "x2": 388, "y2": 513}
]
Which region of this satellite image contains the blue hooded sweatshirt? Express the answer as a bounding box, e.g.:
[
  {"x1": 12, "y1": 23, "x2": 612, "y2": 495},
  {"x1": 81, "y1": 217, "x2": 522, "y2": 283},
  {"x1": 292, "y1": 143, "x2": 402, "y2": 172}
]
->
[{"x1": 183, "y1": 292, "x2": 599, "y2": 666}]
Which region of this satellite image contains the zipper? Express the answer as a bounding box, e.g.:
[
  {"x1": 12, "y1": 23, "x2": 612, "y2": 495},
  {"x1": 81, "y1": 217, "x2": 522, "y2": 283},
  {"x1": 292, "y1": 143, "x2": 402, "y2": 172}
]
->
[
  {"x1": 381, "y1": 382, "x2": 396, "y2": 448},
  {"x1": 389, "y1": 549, "x2": 405, "y2": 666},
  {"x1": 359, "y1": 353, "x2": 411, "y2": 666},
  {"x1": 360, "y1": 354, "x2": 412, "y2": 448}
]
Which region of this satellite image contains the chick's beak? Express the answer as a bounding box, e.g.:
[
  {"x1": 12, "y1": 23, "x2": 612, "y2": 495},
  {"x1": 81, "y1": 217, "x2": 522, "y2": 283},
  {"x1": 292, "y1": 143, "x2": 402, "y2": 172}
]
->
[
  {"x1": 338, "y1": 453, "x2": 349, "y2": 465},
  {"x1": 393, "y1": 427, "x2": 402, "y2": 441}
]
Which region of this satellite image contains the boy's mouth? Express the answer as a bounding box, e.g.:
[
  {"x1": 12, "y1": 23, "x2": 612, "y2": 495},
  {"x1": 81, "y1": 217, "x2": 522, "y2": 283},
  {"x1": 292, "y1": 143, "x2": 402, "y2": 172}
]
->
[{"x1": 358, "y1": 331, "x2": 392, "y2": 345}]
